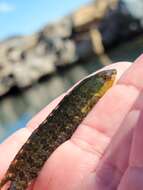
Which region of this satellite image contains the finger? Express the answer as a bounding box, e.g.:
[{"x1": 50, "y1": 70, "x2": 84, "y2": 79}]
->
[
  {"x1": 117, "y1": 109, "x2": 143, "y2": 190},
  {"x1": 117, "y1": 54, "x2": 143, "y2": 189},
  {"x1": 94, "y1": 110, "x2": 140, "y2": 190},
  {"x1": 130, "y1": 109, "x2": 143, "y2": 167},
  {"x1": 117, "y1": 167, "x2": 143, "y2": 190}
]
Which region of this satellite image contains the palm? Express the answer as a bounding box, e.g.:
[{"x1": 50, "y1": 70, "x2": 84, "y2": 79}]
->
[{"x1": 0, "y1": 55, "x2": 143, "y2": 190}]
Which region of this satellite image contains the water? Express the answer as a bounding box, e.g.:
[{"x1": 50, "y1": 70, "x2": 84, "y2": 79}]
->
[{"x1": 0, "y1": 37, "x2": 143, "y2": 142}]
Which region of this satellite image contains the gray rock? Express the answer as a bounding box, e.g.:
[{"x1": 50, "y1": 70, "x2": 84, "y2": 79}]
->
[
  {"x1": 55, "y1": 40, "x2": 78, "y2": 66},
  {"x1": 25, "y1": 53, "x2": 56, "y2": 77},
  {"x1": 11, "y1": 64, "x2": 38, "y2": 88},
  {"x1": 40, "y1": 16, "x2": 73, "y2": 40},
  {"x1": 0, "y1": 65, "x2": 14, "y2": 96}
]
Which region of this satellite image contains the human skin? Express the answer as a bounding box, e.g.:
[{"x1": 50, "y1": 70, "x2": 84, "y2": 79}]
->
[{"x1": 0, "y1": 54, "x2": 143, "y2": 190}]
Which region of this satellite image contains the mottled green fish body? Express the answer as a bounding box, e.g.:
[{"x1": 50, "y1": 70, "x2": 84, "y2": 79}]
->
[{"x1": 0, "y1": 69, "x2": 117, "y2": 190}]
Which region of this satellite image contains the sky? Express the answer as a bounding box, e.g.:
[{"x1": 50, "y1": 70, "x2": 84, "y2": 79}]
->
[{"x1": 0, "y1": 0, "x2": 90, "y2": 40}]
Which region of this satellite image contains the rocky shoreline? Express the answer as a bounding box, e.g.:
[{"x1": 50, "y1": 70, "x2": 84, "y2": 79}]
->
[{"x1": 0, "y1": 0, "x2": 143, "y2": 97}]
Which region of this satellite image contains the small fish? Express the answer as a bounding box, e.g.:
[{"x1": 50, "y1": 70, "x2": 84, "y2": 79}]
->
[{"x1": 0, "y1": 69, "x2": 117, "y2": 190}]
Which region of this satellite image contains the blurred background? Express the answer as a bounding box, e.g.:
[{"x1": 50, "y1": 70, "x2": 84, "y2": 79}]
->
[{"x1": 0, "y1": 0, "x2": 143, "y2": 142}]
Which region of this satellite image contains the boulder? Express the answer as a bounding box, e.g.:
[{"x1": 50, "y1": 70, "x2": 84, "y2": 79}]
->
[
  {"x1": 39, "y1": 16, "x2": 73, "y2": 41},
  {"x1": 55, "y1": 40, "x2": 78, "y2": 66}
]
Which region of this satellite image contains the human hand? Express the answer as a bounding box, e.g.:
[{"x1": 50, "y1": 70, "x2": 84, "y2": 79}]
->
[{"x1": 0, "y1": 54, "x2": 143, "y2": 190}]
